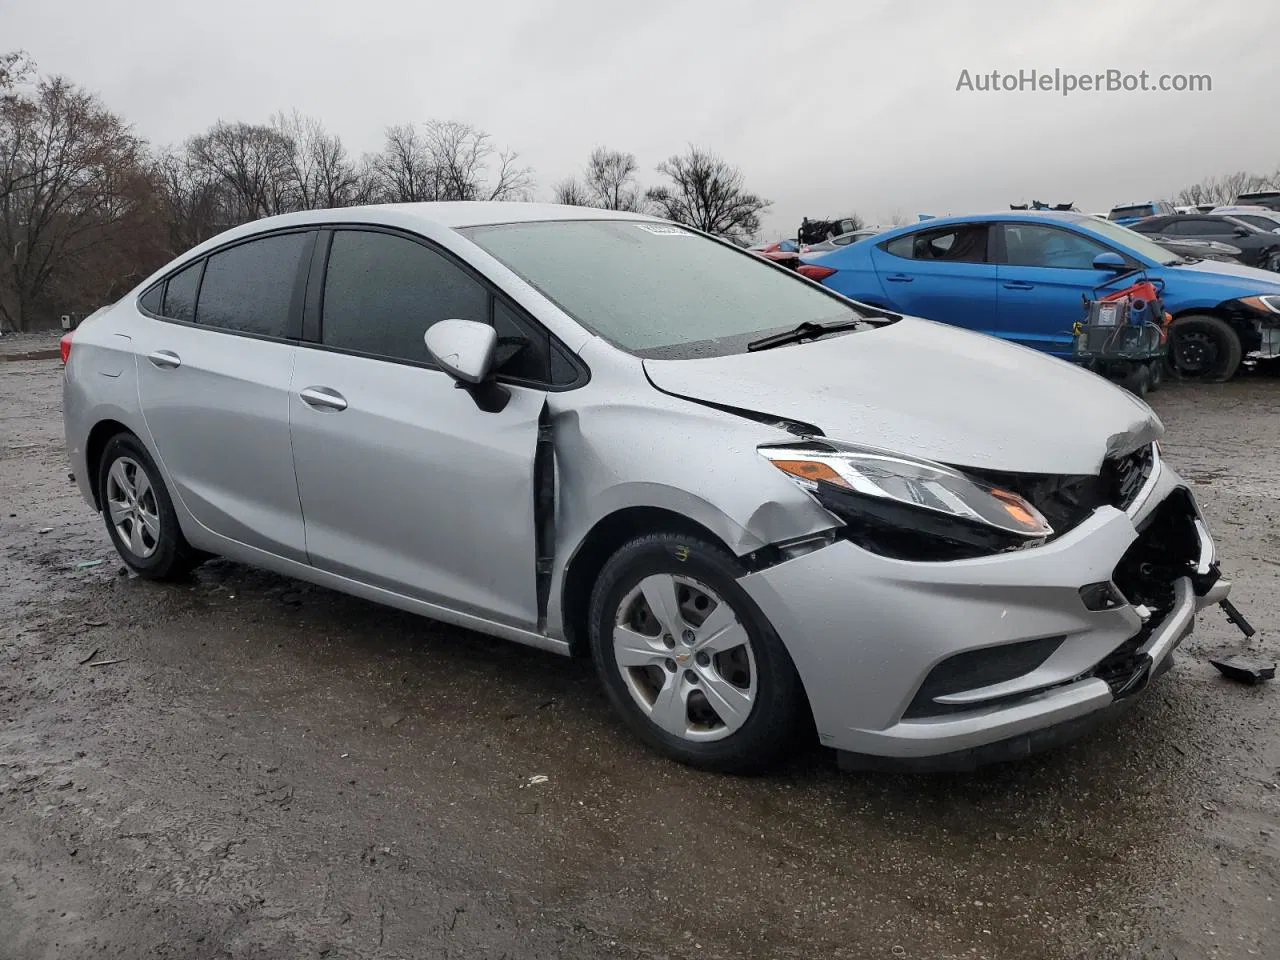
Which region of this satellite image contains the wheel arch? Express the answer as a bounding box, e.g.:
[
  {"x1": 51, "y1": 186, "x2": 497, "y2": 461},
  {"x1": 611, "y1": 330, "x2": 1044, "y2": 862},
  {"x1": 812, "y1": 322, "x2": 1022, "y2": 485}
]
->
[{"x1": 84, "y1": 419, "x2": 140, "y2": 511}]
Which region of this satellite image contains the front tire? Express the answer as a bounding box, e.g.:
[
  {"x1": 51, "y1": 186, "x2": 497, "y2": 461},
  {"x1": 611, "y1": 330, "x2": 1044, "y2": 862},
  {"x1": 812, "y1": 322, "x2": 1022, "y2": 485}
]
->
[
  {"x1": 587, "y1": 533, "x2": 807, "y2": 774},
  {"x1": 97, "y1": 433, "x2": 202, "y2": 581},
  {"x1": 1166, "y1": 314, "x2": 1242, "y2": 383}
]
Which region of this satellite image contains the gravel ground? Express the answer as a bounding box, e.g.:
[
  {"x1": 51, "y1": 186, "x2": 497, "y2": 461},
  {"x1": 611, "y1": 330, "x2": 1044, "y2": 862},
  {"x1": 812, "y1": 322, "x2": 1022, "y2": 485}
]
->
[{"x1": 1, "y1": 344, "x2": 1277, "y2": 960}]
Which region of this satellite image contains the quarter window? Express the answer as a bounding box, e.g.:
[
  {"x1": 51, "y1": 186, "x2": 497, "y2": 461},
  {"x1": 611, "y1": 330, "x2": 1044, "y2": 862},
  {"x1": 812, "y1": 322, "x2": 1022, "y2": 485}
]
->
[{"x1": 195, "y1": 232, "x2": 310, "y2": 337}]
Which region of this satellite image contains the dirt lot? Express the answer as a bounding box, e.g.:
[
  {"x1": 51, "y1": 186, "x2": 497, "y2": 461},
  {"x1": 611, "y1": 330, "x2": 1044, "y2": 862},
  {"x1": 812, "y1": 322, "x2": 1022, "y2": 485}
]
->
[{"x1": 2, "y1": 339, "x2": 1277, "y2": 960}]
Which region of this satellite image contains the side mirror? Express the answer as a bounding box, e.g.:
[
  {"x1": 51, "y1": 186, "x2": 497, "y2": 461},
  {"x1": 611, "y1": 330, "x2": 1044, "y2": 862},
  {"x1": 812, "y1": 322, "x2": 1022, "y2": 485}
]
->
[
  {"x1": 1092, "y1": 251, "x2": 1128, "y2": 271},
  {"x1": 424, "y1": 319, "x2": 496, "y2": 385},
  {"x1": 1234, "y1": 225, "x2": 1251, "y2": 237}
]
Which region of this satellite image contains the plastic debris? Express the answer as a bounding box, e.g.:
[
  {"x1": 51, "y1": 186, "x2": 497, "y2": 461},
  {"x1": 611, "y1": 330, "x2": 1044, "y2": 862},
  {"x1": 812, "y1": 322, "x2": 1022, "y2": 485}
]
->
[
  {"x1": 1209, "y1": 655, "x2": 1276, "y2": 685},
  {"x1": 86, "y1": 657, "x2": 128, "y2": 667},
  {"x1": 74, "y1": 559, "x2": 105, "y2": 569},
  {"x1": 526, "y1": 775, "x2": 549, "y2": 786}
]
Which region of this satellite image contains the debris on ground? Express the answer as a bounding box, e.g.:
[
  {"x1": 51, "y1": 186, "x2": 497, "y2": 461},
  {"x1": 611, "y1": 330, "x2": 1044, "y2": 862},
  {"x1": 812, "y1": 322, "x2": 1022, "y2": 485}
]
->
[
  {"x1": 525, "y1": 774, "x2": 549, "y2": 787},
  {"x1": 77, "y1": 648, "x2": 100, "y2": 665},
  {"x1": 85, "y1": 657, "x2": 128, "y2": 668},
  {"x1": 74, "y1": 559, "x2": 105, "y2": 569},
  {"x1": 1209, "y1": 655, "x2": 1276, "y2": 685}
]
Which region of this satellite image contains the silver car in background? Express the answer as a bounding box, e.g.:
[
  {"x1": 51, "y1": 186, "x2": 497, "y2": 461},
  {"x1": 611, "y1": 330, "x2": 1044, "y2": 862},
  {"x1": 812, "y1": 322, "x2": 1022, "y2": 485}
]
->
[{"x1": 62, "y1": 203, "x2": 1232, "y2": 773}]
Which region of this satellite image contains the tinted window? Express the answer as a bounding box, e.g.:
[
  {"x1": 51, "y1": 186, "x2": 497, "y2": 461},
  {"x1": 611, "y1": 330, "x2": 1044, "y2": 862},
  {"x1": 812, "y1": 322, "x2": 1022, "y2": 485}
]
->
[
  {"x1": 1128, "y1": 218, "x2": 1165, "y2": 234},
  {"x1": 491, "y1": 297, "x2": 550, "y2": 382},
  {"x1": 1109, "y1": 205, "x2": 1153, "y2": 220},
  {"x1": 1192, "y1": 219, "x2": 1238, "y2": 237},
  {"x1": 139, "y1": 283, "x2": 163, "y2": 315},
  {"x1": 196, "y1": 232, "x2": 309, "y2": 337},
  {"x1": 881, "y1": 225, "x2": 988, "y2": 263},
  {"x1": 163, "y1": 260, "x2": 202, "y2": 323},
  {"x1": 999, "y1": 224, "x2": 1108, "y2": 269},
  {"x1": 462, "y1": 220, "x2": 862, "y2": 359},
  {"x1": 322, "y1": 230, "x2": 488, "y2": 364},
  {"x1": 1237, "y1": 215, "x2": 1280, "y2": 232}
]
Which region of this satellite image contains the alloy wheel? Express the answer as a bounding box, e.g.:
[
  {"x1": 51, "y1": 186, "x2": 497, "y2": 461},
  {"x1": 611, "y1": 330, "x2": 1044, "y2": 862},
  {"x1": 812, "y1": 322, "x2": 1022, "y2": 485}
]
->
[
  {"x1": 105, "y1": 456, "x2": 161, "y2": 559},
  {"x1": 612, "y1": 573, "x2": 757, "y2": 742}
]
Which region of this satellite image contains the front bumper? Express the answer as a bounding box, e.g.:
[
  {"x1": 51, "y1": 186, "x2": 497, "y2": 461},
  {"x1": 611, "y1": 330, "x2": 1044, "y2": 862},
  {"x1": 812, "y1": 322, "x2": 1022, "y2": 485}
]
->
[{"x1": 738, "y1": 459, "x2": 1226, "y2": 762}]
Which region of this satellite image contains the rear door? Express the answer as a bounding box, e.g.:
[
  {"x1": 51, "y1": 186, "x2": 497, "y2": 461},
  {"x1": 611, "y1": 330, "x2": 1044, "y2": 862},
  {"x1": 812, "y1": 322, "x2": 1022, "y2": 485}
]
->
[
  {"x1": 867, "y1": 223, "x2": 998, "y2": 332},
  {"x1": 133, "y1": 230, "x2": 313, "y2": 560},
  {"x1": 993, "y1": 222, "x2": 1122, "y2": 356},
  {"x1": 288, "y1": 227, "x2": 563, "y2": 628}
]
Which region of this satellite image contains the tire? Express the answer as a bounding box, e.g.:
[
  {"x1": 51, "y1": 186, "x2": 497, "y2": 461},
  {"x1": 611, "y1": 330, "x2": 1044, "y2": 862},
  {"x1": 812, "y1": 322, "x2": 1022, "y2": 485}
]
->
[
  {"x1": 587, "y1": 533, "x2": 806, "y2": 774},
  {"x1": 97, "y1": 433, "x2": 203, "y2": 581},
  {"x1": 1147, "y1": 359, "x2": 1163, "y2": 392},
  {"x1": 1120, "y1": 364, "x2": 1150, "y2": 397},
  {"x1": 1166, "y1": 314, "x2": 1243, "y2": 383}
]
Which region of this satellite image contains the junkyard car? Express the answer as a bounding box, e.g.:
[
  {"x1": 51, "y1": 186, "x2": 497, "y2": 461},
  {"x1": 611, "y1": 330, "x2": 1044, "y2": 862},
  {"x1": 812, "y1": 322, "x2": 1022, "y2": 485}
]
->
[
  {"x1": 799, "y1": 211, "x2": 1280, "y2": 382},
  {"x1": 63, "y1": 203, "x2": 1232, "y2": 773}
]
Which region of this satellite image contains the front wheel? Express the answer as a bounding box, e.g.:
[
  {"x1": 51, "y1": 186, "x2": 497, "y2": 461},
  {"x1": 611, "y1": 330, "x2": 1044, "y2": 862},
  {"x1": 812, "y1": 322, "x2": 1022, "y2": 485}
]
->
[
  {"x1": 1166, "y1": 314, "x2": 1243, "y2": 383},
  {"x1": 587, "y1": 533, "x2": 807, "y2": 773}
]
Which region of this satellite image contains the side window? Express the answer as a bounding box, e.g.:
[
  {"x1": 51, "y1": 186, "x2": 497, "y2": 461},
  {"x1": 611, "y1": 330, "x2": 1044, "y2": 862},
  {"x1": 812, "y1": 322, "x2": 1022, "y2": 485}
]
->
[
  {"x1": 881, "y1": 225, "x2": 988, "y2": 263},
  {"x1": 139, "y1": 283, "x2": 163, "y2": 315},
  {"x1": 999, "y1": 224, "x2": 1108, "y2": 269},
  {"x1": 163, "y1": 260, "x2": 202, "y2": 323},
  {"x1": 322, "y1": 230, "x2": 488, "y2": 363},
  {"x1": 1196, "y1": 219, "x2": 1238, "y2": 237},
  {"x1": 492, "y1": 297, "x2": 550, "y2": 382},
  {"x1": 1164, "y1": 220, "x2": 1200, "y2": 237},
  {"x1": 196, "y1": 232, "x2": 309, "y2": 337},
  {"x1": 1129, "y1": 218, "x2": 1162, "y2": 234}
]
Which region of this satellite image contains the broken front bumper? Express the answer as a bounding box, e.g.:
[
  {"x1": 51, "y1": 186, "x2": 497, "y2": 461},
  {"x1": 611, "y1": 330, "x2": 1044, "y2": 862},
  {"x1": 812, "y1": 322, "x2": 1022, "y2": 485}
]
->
[{"x1": 737, "y1": 459, "x2": 1227, "y2": 766}]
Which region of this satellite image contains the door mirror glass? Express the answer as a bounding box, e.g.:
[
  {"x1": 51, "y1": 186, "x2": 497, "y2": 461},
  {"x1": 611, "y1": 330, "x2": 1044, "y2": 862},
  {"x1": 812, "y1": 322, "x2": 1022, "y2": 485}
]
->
[
  {"x1": 1234, "y1": 225, "x2": 1251, "y2": 237},
  {"x1": 424, "y1": 319, "x2": 496, "y2": 384},
  {"x1": 1092, "y1": 251, "x2": 1128, "y2": 271}
]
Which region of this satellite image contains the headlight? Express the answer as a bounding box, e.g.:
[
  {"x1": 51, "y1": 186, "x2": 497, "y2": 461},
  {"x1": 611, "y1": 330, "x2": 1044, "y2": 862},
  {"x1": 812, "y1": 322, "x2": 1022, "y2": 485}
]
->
[
  {"x1": 1241, "y1": 295, "x2": 1280, "y2": 315},
  {"x1": 761, "y1": 441, "x2": 1052, "y2": 560}
]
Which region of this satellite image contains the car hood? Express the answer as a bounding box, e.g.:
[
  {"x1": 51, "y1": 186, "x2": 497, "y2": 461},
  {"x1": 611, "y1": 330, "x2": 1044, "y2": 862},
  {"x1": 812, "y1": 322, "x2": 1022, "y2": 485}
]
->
[
  {"x1": 642, "y1": 317, "x2": 1162, "y2": 475},
  {"x1": 1164, "y1": 256, "x2": 1280, "y2": 289}
]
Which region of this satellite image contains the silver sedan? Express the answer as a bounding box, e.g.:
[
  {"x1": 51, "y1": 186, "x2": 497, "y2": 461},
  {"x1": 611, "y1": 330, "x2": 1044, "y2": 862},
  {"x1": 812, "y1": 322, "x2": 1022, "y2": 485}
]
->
[{"x1": 62, "y1": 202, "x2": 1232, "y2": 773}]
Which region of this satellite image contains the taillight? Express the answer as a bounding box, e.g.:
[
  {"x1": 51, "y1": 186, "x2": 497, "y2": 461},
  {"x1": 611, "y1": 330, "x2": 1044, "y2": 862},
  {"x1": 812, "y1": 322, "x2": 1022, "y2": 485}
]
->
[
  {"x1": 797, "y1": 264, "x2": 836, "y2": 282},
  {"x1": 59, "y1": 331, "x2": 73, "y2": 365}
]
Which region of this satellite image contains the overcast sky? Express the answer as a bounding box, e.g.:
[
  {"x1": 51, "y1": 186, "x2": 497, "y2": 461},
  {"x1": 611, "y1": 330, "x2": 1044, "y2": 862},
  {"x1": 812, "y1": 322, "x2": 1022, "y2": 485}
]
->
[{"x1": 7, "y1": 0, "x2": 1279, "y2": 236}]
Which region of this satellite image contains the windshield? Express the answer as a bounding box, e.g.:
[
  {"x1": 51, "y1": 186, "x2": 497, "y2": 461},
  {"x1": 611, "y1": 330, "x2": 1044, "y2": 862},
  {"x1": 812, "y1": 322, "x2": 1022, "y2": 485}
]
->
[
  {"x1": 462, "y1": 219, "x2": 861, "y2": 358},
  {"x1": 1108, "y1": 205, "x2": 1153, "y2": 220},
  {"x1": 1076, "y1": 218, "x2": 1182, "y2": 265}
]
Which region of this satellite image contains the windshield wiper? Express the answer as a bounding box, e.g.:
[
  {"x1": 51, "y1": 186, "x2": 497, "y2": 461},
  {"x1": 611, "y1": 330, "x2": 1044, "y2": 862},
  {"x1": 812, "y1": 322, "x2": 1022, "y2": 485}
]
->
[{"x1": 747, "y1": 319, "x2": 866, "y2": 352}]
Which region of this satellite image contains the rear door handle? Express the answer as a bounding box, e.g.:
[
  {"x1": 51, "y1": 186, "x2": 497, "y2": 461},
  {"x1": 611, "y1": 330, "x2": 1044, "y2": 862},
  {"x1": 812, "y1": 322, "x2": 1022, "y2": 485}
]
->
[
  {"x1": 299, "y1": 386, "x2": 348, "y2": 411},
  {"x1": 147, "y1": 350, "x2": 181, "y2": 369},
  {"x1": 1003, "y1": 281, "x2": 1035, "y2": 290},
  {"x1": 885, "y1": 273, "x2": 914, "y2": 283}
]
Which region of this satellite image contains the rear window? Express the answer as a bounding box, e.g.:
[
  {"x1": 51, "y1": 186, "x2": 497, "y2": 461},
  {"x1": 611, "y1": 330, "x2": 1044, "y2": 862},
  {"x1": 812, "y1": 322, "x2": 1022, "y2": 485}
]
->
[
  {"x1": 1108, "y1": 205, "x2": 1154, "y2": 220},
  {"x1": 461, "y1": 219, "x2": 861, "y2": 359}
]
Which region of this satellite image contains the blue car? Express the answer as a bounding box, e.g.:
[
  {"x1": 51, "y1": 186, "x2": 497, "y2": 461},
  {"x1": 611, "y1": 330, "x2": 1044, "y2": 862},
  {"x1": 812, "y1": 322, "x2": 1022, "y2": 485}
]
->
[
  {"x1": 1107, "y1": 200, "x2": 1177, "y2": 226},
  {"x1": 798, "y1": 211, "x2": 1280, "y2": 382}
]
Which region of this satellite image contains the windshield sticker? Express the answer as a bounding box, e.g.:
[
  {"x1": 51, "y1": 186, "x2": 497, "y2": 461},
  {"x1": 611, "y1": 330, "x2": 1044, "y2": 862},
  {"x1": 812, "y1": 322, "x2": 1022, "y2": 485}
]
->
[{"x1": 635, "y1": 224, "x2": 692, "y2": 237}]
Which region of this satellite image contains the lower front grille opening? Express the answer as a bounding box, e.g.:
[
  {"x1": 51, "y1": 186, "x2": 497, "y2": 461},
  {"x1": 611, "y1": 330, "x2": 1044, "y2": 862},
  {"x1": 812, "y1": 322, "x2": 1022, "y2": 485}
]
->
[
  {"x1": 1112, "y1": 487, "x2": 1200, "y2": 615},
  {"x1": 903, "y1": 635, "x2": 1065, "y2": 719}
]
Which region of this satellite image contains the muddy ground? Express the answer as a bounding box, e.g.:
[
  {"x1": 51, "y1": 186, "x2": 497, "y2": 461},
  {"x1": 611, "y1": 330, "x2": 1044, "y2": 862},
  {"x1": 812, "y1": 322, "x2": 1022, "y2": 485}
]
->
[{"x1": 1, "y1": 337, "x2": 1277, "y2": 960}]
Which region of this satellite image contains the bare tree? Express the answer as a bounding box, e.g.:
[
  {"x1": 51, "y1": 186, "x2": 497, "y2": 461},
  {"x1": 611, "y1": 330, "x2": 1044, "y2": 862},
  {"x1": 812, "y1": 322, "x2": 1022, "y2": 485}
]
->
[
  {"x1": 0, "y1": 73, "x2": 151, "y2": 330},
  {"x1": 271, "y1": 110, "x2": 360, "y2": 209},
  {"x1": 150, "y1": 147, "x2": 231, "y2": 256},
  {"x1": 421, "y1": 119, "x2": 532, "y2": 201},
  {"x1": 1176, "y1": 170, "x2": 1273, "y2": 207},
  {"x1": 369, "y1": 124, "x2": 435, "y2": 203},
  {"x1": 644, "y1": 146, "x2": 770, "y2": 241},
  {"x1": 186, "y1": 120, "x2": 297, "y2": 221},
  {"x1": 552, "y1": 176, "x2": 593, "y2": 206},
  {"x1": 583, "y1": 146, "x2": 643, "y2": 211}
]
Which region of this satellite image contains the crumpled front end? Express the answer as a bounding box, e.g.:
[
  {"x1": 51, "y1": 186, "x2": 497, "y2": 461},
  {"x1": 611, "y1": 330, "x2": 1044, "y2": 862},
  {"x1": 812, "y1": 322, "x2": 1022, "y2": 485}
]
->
[{"x1": 737, "y1": 445, "x2": 1229, "y2": 766}]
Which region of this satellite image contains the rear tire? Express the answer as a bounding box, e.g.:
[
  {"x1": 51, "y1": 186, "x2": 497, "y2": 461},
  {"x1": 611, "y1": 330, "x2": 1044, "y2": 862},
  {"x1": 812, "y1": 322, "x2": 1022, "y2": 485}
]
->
[
  {"x1": 1166, "y1": 314, "x2": 1242, "y2": 383},
  {"x1": 97, "y1": 433, "x2": 203, "y2": 581},
  {"x1": 587, "y1": 533, "x2": 806, "y2": 774}
]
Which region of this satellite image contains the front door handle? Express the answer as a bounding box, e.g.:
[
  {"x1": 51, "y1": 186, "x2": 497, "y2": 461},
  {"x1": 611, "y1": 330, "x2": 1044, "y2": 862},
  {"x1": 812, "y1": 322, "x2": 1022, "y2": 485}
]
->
[
  {"x1": 885, "y1": 273, "x2": 914, "y2": 283},
  {"x1": 1003, "y1": 281, "x2": 1035, "y2": 290},
  {"x1": 147, "y1": 350, "x2": 182, "y2": 369},
  {"x1": 299, "y1": 386, "x2": 348, "y2": 412}
]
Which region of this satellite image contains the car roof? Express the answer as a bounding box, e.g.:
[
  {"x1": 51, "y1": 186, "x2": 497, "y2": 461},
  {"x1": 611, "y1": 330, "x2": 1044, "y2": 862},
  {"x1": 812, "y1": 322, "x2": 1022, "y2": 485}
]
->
[
  {"x1": 289, "y1": 201, "x2": 661, "y2": 229},
  {"x1": 885, "y1": 210, "x2": 1091, "y2": 230}
]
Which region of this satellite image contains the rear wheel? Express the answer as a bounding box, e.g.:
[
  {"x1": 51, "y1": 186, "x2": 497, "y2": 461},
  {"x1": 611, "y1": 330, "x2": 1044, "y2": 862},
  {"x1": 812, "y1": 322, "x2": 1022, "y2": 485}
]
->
[
  {"x1": 587, "y1": 533, "x2": 806, "y2": 773},
  {"x1": 97, "y1": 433, "x2": 203, "y2": 580},
  {"x1": 1166, "y1": 314, "x2": 1242, "y2": 383}
]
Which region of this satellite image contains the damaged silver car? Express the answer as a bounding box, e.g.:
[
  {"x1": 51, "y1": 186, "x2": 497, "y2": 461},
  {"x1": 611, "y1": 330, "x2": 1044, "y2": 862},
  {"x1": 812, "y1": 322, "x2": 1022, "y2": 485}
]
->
[{"x1": 62, "y1": 203, "x2": 1236, "y2": 773}]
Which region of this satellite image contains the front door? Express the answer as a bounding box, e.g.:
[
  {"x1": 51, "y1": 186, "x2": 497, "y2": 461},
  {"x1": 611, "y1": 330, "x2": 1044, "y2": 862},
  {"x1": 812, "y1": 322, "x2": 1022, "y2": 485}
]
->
[
  {"x1": 288, "y1": 228, "x2": 548, "y2": 629},
  {"x1": 133, "y1": 231, "x2": 313, "y2": 561},
  {"x1": 993, "y1": 222, "x2": 1123, "y2": 356}
]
